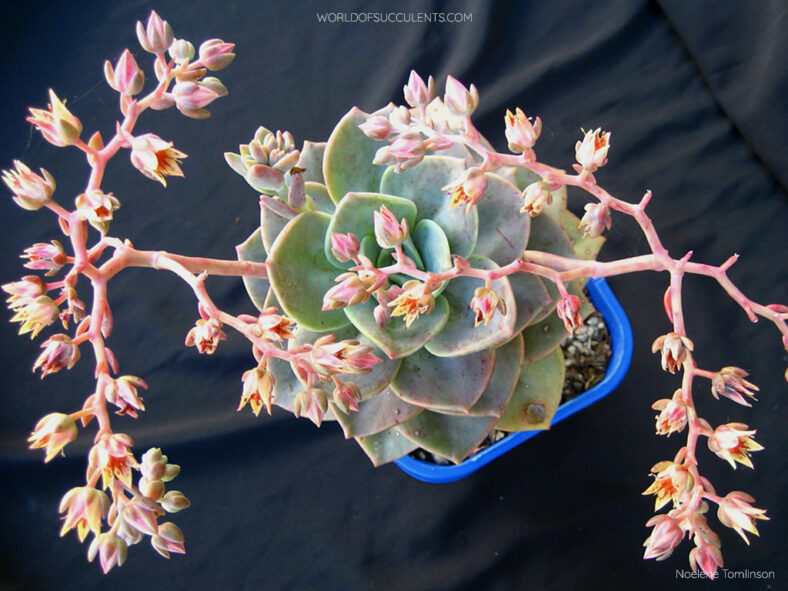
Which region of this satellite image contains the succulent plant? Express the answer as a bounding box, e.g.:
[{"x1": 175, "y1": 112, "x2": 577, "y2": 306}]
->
[{"x1": 228, "y1": 98, "x2": 604, "y2": 466}]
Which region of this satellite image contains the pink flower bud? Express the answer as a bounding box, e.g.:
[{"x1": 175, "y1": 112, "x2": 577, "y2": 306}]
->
[
  {"x1": 643, "y1": 514, "x2": 683, "y2": 561},
  {"x1": 26, "y1": 89, "x2": 83, "y2": 147},
  {"x1": 239, "y1": 366, "x2": 275, "y2": 416},
  {"x1": 3, "y1": 275, "x2": 47, "y2": 310},
  {"x1": 198, "y1": 38, "x2": 236, "y2": 71},
  {"x1": 20, "y1": 241, "x2": 66, "y2": 275},
  {"x1": 185, "y1": 318, "x2": 227, "y2": 354},
  {"x1": 359, "y1": 116, "x2": 393, "y2": 141},
  {"x1": 322, "y1": 273, "x2": 372, "y2": 311},
  {"x1": 444, "y1": 76, "x2": 479, "y2": 116},
  {"x1": 151, "y1": 522, "x2": 186, "y2": 559},
  {"x1": 578, "y1": 203, "x2": 612, "y2": 237},
  {"x1": 136, "y1": 10, "x2": 174, "y2": 54},
  {"x1": 711, "y1": 366, "x2": 758, "y2": 406},
  {"x1": 689, "y1": 543, "x2": 723, "y2": 579},
  {"x1": 403, "y1": 70, "x2": 434, "y2": 107},
  {"x1": 173, "y1": 80, "x2": 221, "y2": 111},
  {"x1": 373, "y1": 204, "x2": 409, "y2": 248},
  {"x1": 520, "y1": 181, "x2": 552, "y2": 216},
  {"x1": 330, "y1": 232, "x2": 360, "y2": 263},
  {"x1": 121, "y1": 496, "x2": 162, "y2": 536},
  {"x1": 651, "y1": 332, "x2": 694, "y2": 374},
  {"x1": 169, "y1": 38, "x2": 195, "y2": 62},
  {"x1": 28, "y1": 412, "x2": 78, "y2": 463},
  {"x1": 33, "y1": 334, "x2": 80, "y2": 378},
  {"x1": 651, "y1": 389, "x2": 687, "y2": 436},
  {"x1": 160, "y1": 490, "x2": 191, "y2": 513},
  {"x1": 707, "y1": 423, "x2": 763, "y2": 469},
  {"x1": 373, "y1": 132, "x2": 425, "y2": 172},
  {"x1": 2, "y1": 160, "x2": 56, "y2": 210},
  {"x1": 556, "y1": 293, "x2": 583, "y2": 333},
  {"x1": 575, "y1": 128, "x2": 611, "y2": 172},
  {"x1": 104, "y1": 49, "x2": 145, "y2": 95},
  {"x1": 505, "y1": 108, "x2": 542, "y2": 152},
  {"x1": 87, "y1": 532, "x2": 128, "y2": 574}
]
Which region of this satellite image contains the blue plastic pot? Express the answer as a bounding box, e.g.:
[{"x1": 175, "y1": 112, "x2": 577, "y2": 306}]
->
[{"x1": 394, "y1": 277, "x2": 633, "y2": 483}]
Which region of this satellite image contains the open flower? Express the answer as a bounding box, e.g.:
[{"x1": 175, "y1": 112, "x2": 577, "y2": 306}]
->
[
  {"x1": 10, "y1": 295, "x2": 59, "y2": 338},
  {"x1": 243, "y1": 307, "x2": 296, "y2": 342},
  {"x1": 388, "y1": 280, "x2": 435, "y2": 328},
  {"x1": 28, "y1": 413, "x2": 78, "y2": 462},
  {"x1": 21, "y1": 241, "x2": 67, "y2": 275},
  {"x1": 711, "y1": 366, "x2": 758, "y2": 406},
  {"x1": 469, "y1": 286, "x2": 506, "y2": 327},
  {"x1": 443, "y1": 167, "x2": 487, "y2": 212},
  {"x1": 310, "y1": 335, "x2": 379, "y2": 376},
  {"x1": 239, "y1": 366, "x2": 275, "y2": 416},
  {"x1": 185, "y1": 318, "x2": 226, "y2": 354},
  {"x1": 575, "y1": 128, "x2": 610, "y2": 172},
  {"x1": 505, "y1": 107, "x2": 542, "y2": 153},
  {"x1": 520, "y1": 181, "x2": 552, "y2": 216},
  {"x1": 3, "y1": 275, "x2": 46, "y2": 310},
  {"x1": 130, "y1": 133, "x2": 187, "y2": 186},
  {"x1": 33, "y1": 334, "x2": 81, "y2": 377},
  {"x1": 59, "y1": 486, "x2": 109, "y2": 542},
  {"x1": 707, "y1": 423, "x2": 763, "y2": 469},
  {"x1": 642, "y1": 461, "x2": 693, "y2": 510},
  {"x1": 88, "y1": 432, "x2": 137, "y2": 489},
  {"x1": 322, "y1": 272, "x2": 375, "y2": 310},
  {"x1": 651, "y1": 389, "x2": 687, "y2": 436},
  {"x1": 716, "y1": 491, "x2": 768, "y2": 544},
  {"x1": 2, "y1": 159, "x2": 56, "y2": 210},
  {"x1": 26, "y1": 89, "x2": 83, "y2": 147}
]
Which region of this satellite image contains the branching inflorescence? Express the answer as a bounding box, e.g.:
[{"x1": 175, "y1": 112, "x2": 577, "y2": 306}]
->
[{"x1": 3, "y1": 11, "x2": 785, "y2": 578}]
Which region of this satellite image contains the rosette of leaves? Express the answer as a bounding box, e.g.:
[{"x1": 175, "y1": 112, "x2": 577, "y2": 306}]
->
[{"x1": 227, "y1": 106, "x2": 605, "y2": 466}]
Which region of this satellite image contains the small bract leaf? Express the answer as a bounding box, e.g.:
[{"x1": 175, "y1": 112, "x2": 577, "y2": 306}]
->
[
  {"x1": 344, "y1": 295, "x2": 450, "y2": 359},
  {"x1": 323, "y1": 106, "x2": 392, "y2": 204},
  {"x1": 391, "y1": 346, "x2": 495, "y2": 413},
  {"x1": 296, "y1": 141, "x2": 326, "y2": 184},
  {"x1": 324, "y1": 192, "x2": 417, "y2": 269},
  {"x1": 235, "y1": 229, "x2": 269, "y2": 312},
  {"x1": 332, "y1": 387, "x2": 423, "y2": 438},
  {"x1": 473, "y1": 173, "x2": 530, "y2": 265},
  {"x1": 496, "y1": 347, "x2": 565, "y2": 432},
  {"x1": 355, "y1": 427, "x2": 419, "y2": 467},
  {"x1": 380, "y1": 156, "x2": 478, "y2": 257},
  {"x1": 268, "y1": 211, "x2": 349, "y2": 332},
  {"x1": 425, "y1": 255, "x2": 515, "y2": 357}
]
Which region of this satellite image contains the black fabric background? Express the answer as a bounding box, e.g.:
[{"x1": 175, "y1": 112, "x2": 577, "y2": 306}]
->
[{"x1": 0, "y1": 1, "x2": 785, "y2": 589}]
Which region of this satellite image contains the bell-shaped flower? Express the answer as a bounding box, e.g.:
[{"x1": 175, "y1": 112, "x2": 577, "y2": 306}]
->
[
  {"x1": 642, "y1": 514, "x2": 683, "y2": 561},
  {"x1": 388, "y1": 280, "x2": 435, "y2": 328},
  {"x1": 578, "y1": 203, "x2": 612, "y2": 238},
  {"x1": 505, "y1": 107, "x2": 542, "y2": 153},
  {"x1": 443, "y1": 167, "x2": 487, "y2": 213},
  {"x1": 716, "y1": 491, "x2": 768, "y2": 544},
  {"x1": 28, "y1": 412, "x2": 78, "y2": 462},
  {"x1": 293, "y1": 388, "x2": 329, "y2": 426},
  {"x1": 651, "y1": 389, "x2": 687, "y2": 436},
  {"x1": 59, "y1": 486, "x2": 109, "y2": 542},
  {"x1": 10, "y1": 295, "x2": 59, "y2": 338},
  {"x1": 74, "y1": 190, "x2": 120, "y2": 234},
  {"x1": 130, "y1": 133, "x2": 187, "y2": 186},
  {"x1": 520, "y1": 181, "x2": 552, "y2": 217},
  {"x1": 707, "y1": 423, "x2": 763, "y2": 469},
  {"x1": 33, "y1": 334, "x2": 81, "y2": 378},
  {"x1": 556, "y1": 293, "x2": 583, "y2": 333},
  {"x1": 642, "y1": 460, "x2": 693, "y2": 510},
  {"x1": 20, "y1": 241, "x2": 66, "y2": 275},
  {"x1": 711, "y1": 367, "x2": 759, "y2": 406},
  {"x1": 469, "y1": 286, "x2": 506, "y2": 327},
  {"x1": 185, "y1": 318, "x2": 226, "y2": 354},
  {"x1": 651, "y1": 332, "x2": 694, "y2": 374},
  {"x1": 575, "y1": 128, "x2": 611, "y2": 172},
  {"x1": 239, "y1": 366, "x2": 275, "y2": 416}
]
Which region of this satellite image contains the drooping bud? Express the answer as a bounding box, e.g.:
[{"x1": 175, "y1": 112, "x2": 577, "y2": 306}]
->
[
  {"x1": 710, "y1": 367, "x2": 758, "y2": 406},
  {"x1": 373, "y1": 205, "x2": 409, "y2": 248},
  {"x1": 651, "y1": 332, "x2": 694, "y2": 374},
  {"x1": 578, "y1": 203, "x2": 612, "y2": 237},
  {"x1": 689, "y1": 543, "x2": 723, "y2": 579},
  {"x1": 469, "y1": 286, "x2": 506, "y2": 327},
  {"x1": 172, "y1": 81, "x2": 221, "y2": 114},
  {"x1": 185, "y1": 318, "x2": 227, "y2": 354},
  {"x1": 505, "y1": 107, "x2": 542, "y2": 152},
  {"x1": 160, "y1": 490, "x2": 191, "y2": 513},
  {"x1": 556, "y1": 293, "x2": 583, "y2": 333},
  {"x1": 373, "y1": 132, "x2": 425, "y2": 172},
  {"x1": 198, "y1": 39, "x2": 235, "y2": 71},
  {"x1": 520, "y1": 181, "x2": 552, "y2": 216},
  {"x1": 707, "y1": 423, "x2": 763, "y2": 469},
  {"x1": 28, "y1": 412, "x2": 78, "y2": 462},
  {"x1": 575, "y1": 128, "x2": 611, "y2": 172},
  {"x1": 332, "y1": 381, "x2": 360, "y2": 414},
  {"x1": 642, "y1": 514, "x2": 683, "y2": 561},
  {"x1": 104, "y1": 49, "x2": 145, "y2": 95},
  {"x1": 151, "y1": 522, "x2": 186, "y2": 559},
  {"x1": 322, "y1": 272, "x2": 374, "y2": 310},
  {"x1": 87, "y1": 533, "x2": 128, "y2": 574},
  {"x1": 2, "y1": 160, "x2": 56, "y2": 210},
  {"x1": 293, "y1": 388, "x2": 329, "y2": 426},
  {"x1": 239, "y1": 366, "x2": 275, "y2": 416},
  {"x1": 136, "y1": 10, "x2": 174, "y2": 54}
]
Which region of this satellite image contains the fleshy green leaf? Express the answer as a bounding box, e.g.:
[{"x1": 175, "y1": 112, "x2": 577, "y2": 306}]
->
[
  {"x1": 268, "y1": 211, "x2": 349, "y2": 332},
  {"x1": 411, "y1": 219, "x2": 452, "y2": 296},
  {"x1": 296, "y1": 141, "x2": 326, "y2": 184},
  {"x1": 525, "y1": 211, "x2": 576, "y2": 322},
  {"x1": 425, "y1": 255, "x2": 516, "y2": 357},
  {"x1": 355, "y1": 427, "x2": 419, "y2": 466},
  {"x1": 496, "y1": 347, "x2": 565, "y2": 431},
  {"x1": 323, "y1": 106, "x2": 391, "y2": 204},
  {"x1": 344, "y1": 294, "x2": 450, "y2": 359},
  {"x1": 465, "y1": 332, "x2": 524, "y2": 417},
  {"x1": 260, "y1": 200, "x2": 296, "y2": 253},
  {"x1": 473, "y1": 173, "x2": 531, "y2": 265},
  {"x1": 396, "y1": 410, "x2": 498, "y2": 465},
  {"x1": 304, "y1": 182, "x2": 335, "y2": 214},
  {"x1": 379, "y1": 156, "x2": 478, "y2": 257},
  {"x1": 236, "y1": 229, "x2": 269, "y2": 312},
  {"x1": 324, "y1": 192, "x2": 418, "y2": 269},
  {"x1": 390, "y1": 346, "x2": 495, "y2": 413},
  {"x1": 332, "y1": 387, "x2": 423, "y2": 438},
  {"x1": 508, "y1": 272, "x2": 552, "y2": 335}
]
